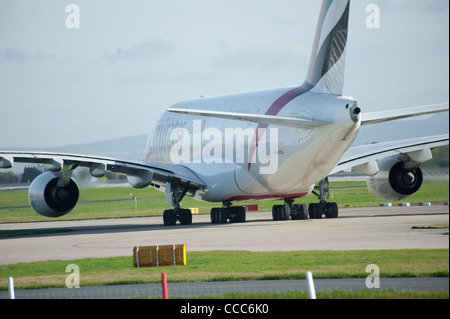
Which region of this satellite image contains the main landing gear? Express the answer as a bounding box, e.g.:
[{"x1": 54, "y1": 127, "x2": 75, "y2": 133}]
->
[
  {"x1": 163, "y1": 178, "x2": 338, "y2": 226},
  {"x1": 163, "y1": 208, "x2": 192, "y2": 226},
  {"x1": 163, "y1": 181, "x2": 192, "y2": 226},
  {"x1": 210, "y1": 201, "x2": 246, "y2": 224},
  {"x1": 270, "y1": 177, "x2": 338, "y2": 221},
  {"x1": 309, "y1": 177, "x2": 338, "y2": 219},
  {"x1": 272, "y1": 198, "x2": 308, "y2": 221}
]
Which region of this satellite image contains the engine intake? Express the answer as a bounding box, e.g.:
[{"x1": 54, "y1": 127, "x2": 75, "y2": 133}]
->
[
  {"x1": 367, "y1": 157, "x2": 423, "y2": 202},
  {"x1": 28, "y1": 171, "x2": 80, "y2": 218},
  {"x1": 388, "y1": 162, "x2": 423, "y2": 196}
]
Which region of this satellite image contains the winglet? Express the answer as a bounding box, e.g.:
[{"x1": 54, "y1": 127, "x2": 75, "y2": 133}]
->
[{"x1": 304, "y1": 0, "x2": 350, "y2": 96}]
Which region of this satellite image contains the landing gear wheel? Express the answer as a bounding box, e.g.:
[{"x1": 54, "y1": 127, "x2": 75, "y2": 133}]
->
[
  {"x1": 163, "y1": 209, "x2": 177, "y2": 226},
  {"x1": 309, "y1": 178, "x2": 339, "y2": 219},
  {"x1": 229, "y1": 206, "x2": 246, "y2": 223},
  {"x1": 291, "y1": 204, "x2": 308, "y2": 220},
  {"x1": 272, "y1": 205, "x2": 289, "y2": 221},
  {"x1": 308, "y1": 203, "x2": 323, "y2": 219},
  {"x1": 163, "y1": 180, "x2": 192, "y2": 226},
  {"x1": 210, "y1": 208, "x2": 219, "y2": 224},
  {"x1": 179, "y1": 208, "x2": 193, "y2": 225},
  {"x1": 309, "y1": 203, "x2": 338, "y2": 219},
  {"x1": 211, "y1": 208, "x2": 228, "y2": 224},
  {"x1": 325, "y1": 203, "x2": 338, "y2": 219}
]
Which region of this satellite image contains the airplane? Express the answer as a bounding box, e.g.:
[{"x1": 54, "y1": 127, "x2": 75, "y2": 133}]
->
[{"x1": 1, "y1": 0, "x2": 448, "y2": 226}]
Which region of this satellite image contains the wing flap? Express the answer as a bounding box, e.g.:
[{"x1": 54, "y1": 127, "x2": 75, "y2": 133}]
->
[{"x1": 166, "y1": 108, "x2": 332, "y2": 129}]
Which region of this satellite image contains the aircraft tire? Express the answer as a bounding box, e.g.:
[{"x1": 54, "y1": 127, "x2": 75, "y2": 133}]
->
[
  {"x1": 179, "y1": 208, "x2": 192, "y2": 225},
  {"x1": 163, "y1": 209, "x2": 177, "y2": 226},
  {"x1": 210, "y1": 208, "x2": 219, "y2": 224},
  {"x1": 211, "y1": 208, "x2": 228, "y2": 224},
  {"x1": 229, "y1": 206, "x2": 246, "y2": 223},
  {"x1": 237, "y1": 207, "x2": 246, "y2": 223},
  {"x1": 309, "y1": 203, "x2": 323, "y2": 219},
  {"x1": 272, "y1": 205, "x2": 289, "y2": 221},
  {"x1": 292, "y1": 204, "x2": 308, "y2": 220},
  {"x1": 325, "y1": 203, "x2": 338, "y2": 219}
]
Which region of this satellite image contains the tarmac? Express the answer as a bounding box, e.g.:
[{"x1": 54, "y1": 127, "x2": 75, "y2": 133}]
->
[
  {"x1": 1, "y1": 205, "x2": 448, "y2": 299},
  {"x1": 0, "y1": 205, "x2": 448, "y2": 265}
]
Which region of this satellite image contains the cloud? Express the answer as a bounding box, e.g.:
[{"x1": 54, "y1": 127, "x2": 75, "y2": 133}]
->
[
  {"x1": 102, "y1": 38, "x2": 176, "y2": 63},
  {"x1": 2, "y1": 49, "x2": 55, "y2": 62},
  {"x1": 3, "y1": 49, "x2": 25, "y2": 61}
]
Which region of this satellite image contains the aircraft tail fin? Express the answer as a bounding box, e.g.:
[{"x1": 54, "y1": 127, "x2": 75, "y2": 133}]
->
[{"x1": 304, "y1": 0, "x2": 350, "y2": 96}]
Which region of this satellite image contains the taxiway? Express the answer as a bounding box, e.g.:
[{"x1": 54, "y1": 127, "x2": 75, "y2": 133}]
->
[{"x1": 0, "y1": 206, "x2": 448, "y2": 265}]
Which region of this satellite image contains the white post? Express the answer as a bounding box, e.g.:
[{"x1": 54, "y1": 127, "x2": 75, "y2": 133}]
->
[
  {"x1": 8, "y1": 276, "x2": 15, "y2": 299},
  {"x1": 136, "y1": 246, "x2": 140, "y2": 268},
  {"x1": 306, "y1": 271, "x2": 316, "y2": 299},
  {"x1": 156, "y1": 245, "x2": 159, "y2": 267},
  {"x1": 173, "y1": 244, "x2": 176, "y2": 266}
]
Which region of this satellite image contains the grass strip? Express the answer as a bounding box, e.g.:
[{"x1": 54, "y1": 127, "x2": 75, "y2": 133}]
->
[
  {"x1": 0, "y1": 180, "x2": 448, "y2": 223},
  {"x1": 1, "y1": 249, "x2": 448, "y2": 290},
  {"x1": 412, "y1": 223, "x2": 449, "y2": 230},
  {"x1": 168, "y1": 290, "x2": 450, "y2": 299}
]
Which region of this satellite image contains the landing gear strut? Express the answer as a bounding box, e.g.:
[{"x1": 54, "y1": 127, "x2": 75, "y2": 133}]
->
[
  {"x1": 163, "y1": 181, "x2": 192, "y2": 226},
  {"x1": 210, "y1": 201, "x2": 246, "y2": 224},
  {"x1": 272, "y1": 198, "x2": 308, "y2": 221},
  {"x1": 309, "y1": 177, "x2": 338, "y2": 219}
]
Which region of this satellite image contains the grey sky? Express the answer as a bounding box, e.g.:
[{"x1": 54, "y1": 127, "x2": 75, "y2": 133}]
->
[{"x1": 0, "y1": 0, "x2": 448, "y2": 149}]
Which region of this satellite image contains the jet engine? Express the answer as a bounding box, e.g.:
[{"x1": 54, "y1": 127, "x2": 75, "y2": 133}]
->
[
  {"x1": 28, "y1": 171, "x2": 80, "y2": 218},
  {"x1": 367, "y1": 157, "x2": 423, "y2": 202}
]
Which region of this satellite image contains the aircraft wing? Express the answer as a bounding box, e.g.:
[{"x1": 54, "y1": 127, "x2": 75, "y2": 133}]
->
[
  {"x1": 331, "y1": 134, "x2": 449, "y2": 175},
  {"x1": 0, "y1": 151, "x2": 206, "y2": 192},
  {"x1": 167, "y1": 108, "x2": 331, "y2": 129}
]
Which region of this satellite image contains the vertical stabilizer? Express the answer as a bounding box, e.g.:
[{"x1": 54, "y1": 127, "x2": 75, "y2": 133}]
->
[{"x1": 304, "y1": 0, "x2": 350, "y2": 96}]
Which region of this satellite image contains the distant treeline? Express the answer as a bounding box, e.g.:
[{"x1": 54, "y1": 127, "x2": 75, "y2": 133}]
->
[
  {"x1": 422, "y1": 145, "x2": 449, "y2": 170},
  {"x1": 0, "y1": 167, "x2": 43, "y2": 184}
]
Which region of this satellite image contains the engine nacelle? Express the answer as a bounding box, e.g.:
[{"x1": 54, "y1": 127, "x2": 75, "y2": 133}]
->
[
  {"x1": 367, "y1": 157, "x2": 423, "y2": 202},
  {"x1": 28, "y1": 171, "x2": 80, "y2": 218}
]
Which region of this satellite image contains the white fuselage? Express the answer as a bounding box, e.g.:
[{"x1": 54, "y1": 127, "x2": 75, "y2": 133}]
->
[{"x1": 145, "y1": 86, "x2": 361, "y2": 203}]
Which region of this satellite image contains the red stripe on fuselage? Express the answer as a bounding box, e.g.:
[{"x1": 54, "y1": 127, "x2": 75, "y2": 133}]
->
[
  {"x1": 248, "y1": 84, "x2": 312, "y2": 170},
  {"x1": 228, "y1": 192, "x2": 309, "y2": 202}
]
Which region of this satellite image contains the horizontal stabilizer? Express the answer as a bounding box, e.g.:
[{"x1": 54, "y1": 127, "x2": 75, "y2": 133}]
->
[
  {"x1": 362, "y1": 103, "x2": 449, "y2": 125},
  {"x1": 166, "y1": 108, "x2": 331, "y2": 129}
]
